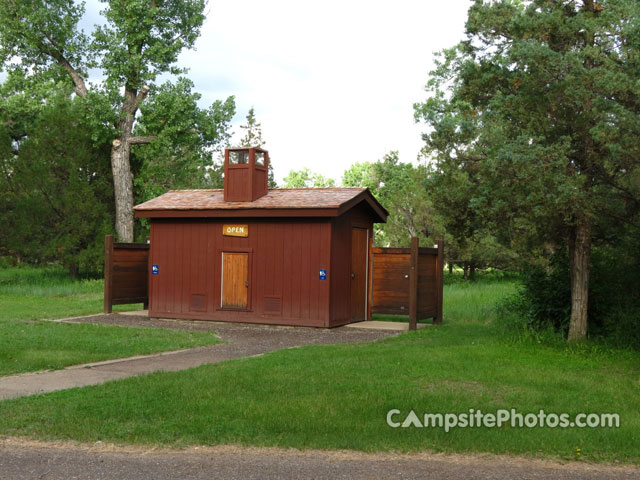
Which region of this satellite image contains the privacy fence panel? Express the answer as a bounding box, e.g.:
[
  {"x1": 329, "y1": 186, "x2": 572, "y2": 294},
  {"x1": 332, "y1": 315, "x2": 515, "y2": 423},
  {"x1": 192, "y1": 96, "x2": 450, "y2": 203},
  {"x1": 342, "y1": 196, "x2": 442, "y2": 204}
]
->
[
  {"x1": 371, "y1": 238, "x2": 443, "y2": 330},
  {"x1": 104, "y1": 235, "x2": 149, "y2": 313}
]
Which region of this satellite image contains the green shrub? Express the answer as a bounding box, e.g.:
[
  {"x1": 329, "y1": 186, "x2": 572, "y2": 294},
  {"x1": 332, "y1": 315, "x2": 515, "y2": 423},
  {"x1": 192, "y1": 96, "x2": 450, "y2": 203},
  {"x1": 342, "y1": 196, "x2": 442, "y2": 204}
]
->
[
  {"x1": 601, "y1": 307, "x2": 640, "y2": 350},
  {"x1": 508, "y1": 247, "x2": 640, "y2": 349}
]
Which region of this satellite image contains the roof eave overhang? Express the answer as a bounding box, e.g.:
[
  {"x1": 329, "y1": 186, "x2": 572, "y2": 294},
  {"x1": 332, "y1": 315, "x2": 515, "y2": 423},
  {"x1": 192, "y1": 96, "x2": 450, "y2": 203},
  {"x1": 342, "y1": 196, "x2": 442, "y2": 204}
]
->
[
  {"x1": 336, "y1": 190, "x2": 388, "y2": 223},
  {"x1": 135, "y1": 207, "x2": 340, "y2": 219}
]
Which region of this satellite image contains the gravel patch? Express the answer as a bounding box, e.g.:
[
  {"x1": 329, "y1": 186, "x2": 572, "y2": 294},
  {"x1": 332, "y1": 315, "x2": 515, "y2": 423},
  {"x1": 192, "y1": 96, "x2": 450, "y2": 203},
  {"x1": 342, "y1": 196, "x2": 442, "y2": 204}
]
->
[{"x1": 64, "y1": 313, "x2": 399, "y2": 350}]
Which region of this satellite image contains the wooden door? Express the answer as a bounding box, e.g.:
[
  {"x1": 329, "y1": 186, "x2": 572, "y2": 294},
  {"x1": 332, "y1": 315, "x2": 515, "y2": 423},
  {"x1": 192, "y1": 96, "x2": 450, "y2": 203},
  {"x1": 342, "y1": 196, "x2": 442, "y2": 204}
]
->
[
  {"x1": 221, "y1": 252, "x2": 248, "y2": 309},
  {"x1": 350, "y1": 228, "x2": 368, "y2": 321}
]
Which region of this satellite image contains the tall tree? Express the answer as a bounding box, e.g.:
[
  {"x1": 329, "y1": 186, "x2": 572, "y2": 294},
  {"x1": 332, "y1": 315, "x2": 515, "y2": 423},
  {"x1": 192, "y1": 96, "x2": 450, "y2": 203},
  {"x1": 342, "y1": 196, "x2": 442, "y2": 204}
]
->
[
  {"x1": 415, "y1": 0, "x2": 640, "y2": 340},
  {"x1": 342, "y1": 152, "x2": 441, "y2": 247},
  {"x1": 0, "y1": 0, "x2": 211, "y2": 241},
  {"x1": 426, "y1": 145, "x2": 519, "y2": 278},
  {"x1": 132, "y1": 78, "x2": 235, "y2": 205},
  {"x1": 238, "y1": 106, "x2": 276, "y2": 188}
]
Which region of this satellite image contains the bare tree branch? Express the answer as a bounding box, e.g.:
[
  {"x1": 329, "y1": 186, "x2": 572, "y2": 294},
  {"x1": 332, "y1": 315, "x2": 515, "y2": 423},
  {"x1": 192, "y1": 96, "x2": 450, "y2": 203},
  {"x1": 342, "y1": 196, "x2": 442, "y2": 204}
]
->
[
  {"x1": 132, "y1": 85, "x2": 150, "y2": 111},
  {"x1": 129, "y1": 135, "x2": 157, "y2": 145}
]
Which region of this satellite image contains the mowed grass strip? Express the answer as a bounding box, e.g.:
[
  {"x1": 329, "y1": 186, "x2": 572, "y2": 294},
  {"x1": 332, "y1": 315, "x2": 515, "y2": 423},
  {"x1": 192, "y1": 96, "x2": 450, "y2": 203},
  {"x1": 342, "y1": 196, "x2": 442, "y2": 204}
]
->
[
  {"x1": 0, "y1": 267, "x2": 219, "y2": 375},
  {"x1": 0, "y1": 266, "x2": 131, "y2": 322},
  {"x1": 0, "y1": 320, "x2": 219, "y2": 376},
  {"x1": 0, "y1": 280, "x2": 638, "y2": 464}
]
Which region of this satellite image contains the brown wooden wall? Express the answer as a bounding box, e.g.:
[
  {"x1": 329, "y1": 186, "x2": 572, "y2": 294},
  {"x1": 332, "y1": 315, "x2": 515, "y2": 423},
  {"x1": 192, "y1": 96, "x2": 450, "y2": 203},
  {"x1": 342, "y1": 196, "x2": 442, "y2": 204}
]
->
[
  {"x1": 104, "y1": 235, "x2": 149, "y2": 313},
  {"x1": 329, "y1": 204, "x2": 374, "y2": 327},
  {"x1": 371, "y1": 241, "x2": 443, "y2": 325},
  {"x1": 148, "y1": 218, "x2": 333, "y2": 327},
  {"x1": 370, "y1": 249, "x2": 411, "y2": 316}
]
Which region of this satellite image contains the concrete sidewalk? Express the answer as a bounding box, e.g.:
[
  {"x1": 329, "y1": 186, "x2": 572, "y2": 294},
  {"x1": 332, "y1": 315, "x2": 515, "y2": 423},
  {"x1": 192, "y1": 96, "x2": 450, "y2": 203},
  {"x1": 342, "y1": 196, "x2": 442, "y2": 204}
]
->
[
  {"x1": 345, "y1": 320, "x2": 430, "y2": 331},
  {"x1": 0, "y1": 345, "x2": 240, "y2": 401},
  {"x1": 0, "y1": 314, "x2": 396, "y2": 401}
]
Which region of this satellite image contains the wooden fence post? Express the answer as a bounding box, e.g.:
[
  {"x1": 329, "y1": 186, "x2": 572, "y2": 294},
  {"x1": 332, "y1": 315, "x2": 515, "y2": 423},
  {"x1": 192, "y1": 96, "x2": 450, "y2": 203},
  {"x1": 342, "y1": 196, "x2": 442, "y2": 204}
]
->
[
  {"x1": 144, "y1": 236, "x2": 150, "y2": 310},
  {"x1": 367, "y1": 233, "x2": 373, "y2": 321},
  {"x1": 435, "y1": 238, "x2": 444, "y2": 325},
  {"x1": 409, "y1": 236, "x2": 419, "y2": 331},
  {"x1": 104, "y1": 234, "x2": 114, "y2": 313}
]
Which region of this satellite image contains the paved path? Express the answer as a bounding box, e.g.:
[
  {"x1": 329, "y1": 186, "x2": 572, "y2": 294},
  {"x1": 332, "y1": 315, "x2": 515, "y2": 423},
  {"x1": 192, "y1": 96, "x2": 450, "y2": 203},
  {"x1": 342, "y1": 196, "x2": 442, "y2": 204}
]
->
[
  {"x1": 0, "y1": 314, "x2": 396, "y2": 400},
  {"x1": 0, "y1": 439, "x2": 637, "y2": 480}
]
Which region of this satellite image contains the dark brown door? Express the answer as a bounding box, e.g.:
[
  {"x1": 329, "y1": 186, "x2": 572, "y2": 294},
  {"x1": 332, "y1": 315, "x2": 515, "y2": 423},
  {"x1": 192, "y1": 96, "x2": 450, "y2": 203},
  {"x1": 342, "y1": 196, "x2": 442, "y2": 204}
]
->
[
  {"x1": 350, "y1": 228, "x2": 368, "y2": 321},
  {"x1": 221, "y1": 252, "x2": 248, "y2": 309}
]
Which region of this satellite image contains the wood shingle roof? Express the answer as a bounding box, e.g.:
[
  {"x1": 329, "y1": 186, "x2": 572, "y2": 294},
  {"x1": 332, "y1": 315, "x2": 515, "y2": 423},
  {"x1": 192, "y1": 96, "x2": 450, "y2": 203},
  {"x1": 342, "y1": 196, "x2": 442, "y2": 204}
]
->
[{"x1": 134, "y1": 188, "x2": 388, "y2": 222}]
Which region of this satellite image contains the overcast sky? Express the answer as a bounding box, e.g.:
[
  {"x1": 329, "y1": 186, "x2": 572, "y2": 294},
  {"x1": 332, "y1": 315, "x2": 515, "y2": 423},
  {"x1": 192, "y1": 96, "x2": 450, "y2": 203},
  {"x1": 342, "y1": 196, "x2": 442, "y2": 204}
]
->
[{"x1": 85, "y1": 0, "x2": 473, "y2": 183}]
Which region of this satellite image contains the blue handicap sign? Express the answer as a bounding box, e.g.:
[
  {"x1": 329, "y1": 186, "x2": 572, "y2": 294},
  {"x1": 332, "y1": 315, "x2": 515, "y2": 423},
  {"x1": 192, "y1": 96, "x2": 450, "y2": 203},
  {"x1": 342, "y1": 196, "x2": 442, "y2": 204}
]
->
[
  {"x1": 319, "y1": 269, "x2": 327, "y2": 280},
  {"x1": 152, "y1": 264, "x2": 159, "y2": 275}
]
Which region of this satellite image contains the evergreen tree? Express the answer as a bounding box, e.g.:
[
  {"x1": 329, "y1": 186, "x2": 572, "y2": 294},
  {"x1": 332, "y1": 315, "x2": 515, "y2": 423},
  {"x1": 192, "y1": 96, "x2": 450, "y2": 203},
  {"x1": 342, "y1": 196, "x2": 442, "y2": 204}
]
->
[
  {"x1": 415, "y1": 0, "x2": 640, "y2": 340},
  {"x1": 238, "y1": 107, "x2": 277, "y2": 188},
  {"x1": 3, "y1": 96, "x2": 113, "y2": 275}
]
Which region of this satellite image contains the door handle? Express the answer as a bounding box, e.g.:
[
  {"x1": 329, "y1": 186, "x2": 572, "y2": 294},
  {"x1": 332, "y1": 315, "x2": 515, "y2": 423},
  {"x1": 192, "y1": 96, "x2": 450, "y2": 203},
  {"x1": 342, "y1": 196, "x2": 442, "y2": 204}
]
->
[
  {"x1": 245, "y1": 280, "x2": 249, "y2": 288},
  {"x1": 351, "y1": 272, "x2": 355, "y2": 279}
]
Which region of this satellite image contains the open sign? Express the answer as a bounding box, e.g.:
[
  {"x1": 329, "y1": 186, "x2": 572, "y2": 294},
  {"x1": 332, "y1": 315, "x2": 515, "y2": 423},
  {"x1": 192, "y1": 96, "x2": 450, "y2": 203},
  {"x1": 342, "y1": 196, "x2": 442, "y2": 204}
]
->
[{"x1": 223, "y1": 224, "x2": 248, "y2": 237}]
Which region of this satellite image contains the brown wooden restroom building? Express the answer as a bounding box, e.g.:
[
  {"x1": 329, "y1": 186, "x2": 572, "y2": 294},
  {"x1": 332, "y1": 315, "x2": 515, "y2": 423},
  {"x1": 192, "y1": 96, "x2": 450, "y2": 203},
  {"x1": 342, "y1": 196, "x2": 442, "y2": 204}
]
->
[{"x1": 134, "y1": 147, "x2": 388, "y2": 327}]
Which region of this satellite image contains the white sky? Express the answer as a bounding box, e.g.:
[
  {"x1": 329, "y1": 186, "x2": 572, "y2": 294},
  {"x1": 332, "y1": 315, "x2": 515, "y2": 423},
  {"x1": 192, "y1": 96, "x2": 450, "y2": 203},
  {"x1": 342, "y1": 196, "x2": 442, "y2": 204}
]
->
[{"x1": 88, "y1": 0, "x2": 474, "y2": 183}]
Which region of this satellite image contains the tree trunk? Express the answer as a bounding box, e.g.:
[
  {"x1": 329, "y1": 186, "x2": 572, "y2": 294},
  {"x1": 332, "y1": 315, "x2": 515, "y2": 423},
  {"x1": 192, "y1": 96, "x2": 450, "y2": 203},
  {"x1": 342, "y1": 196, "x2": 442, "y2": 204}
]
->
[
  {"x1": 448, "y1": 263, "x2": 453, "y2": 274},
  {"x1": 469, "y1": 262, "x2": 476, "y2": 281},
  {"x1": 110, "y1": 86, "x2": 151, "y2": 242},
  {"x1": 69, "y1": 264, "x2": 78, "y2": 279},
  {"x1": 40, "y1": 38, "x2": 151, "y2": 243},
  {"x1": 567, "y1": 216, "x2": 592, "y2": 342},
  {"x1": 565, "y1": 1, "x2": 596, "y2": 342},
  {"x1": 463, "y1": 264, "x2": 469, "y2": 281},
  {"x1": 111, "y1": 136, "x2": 135, "y2": 242}
]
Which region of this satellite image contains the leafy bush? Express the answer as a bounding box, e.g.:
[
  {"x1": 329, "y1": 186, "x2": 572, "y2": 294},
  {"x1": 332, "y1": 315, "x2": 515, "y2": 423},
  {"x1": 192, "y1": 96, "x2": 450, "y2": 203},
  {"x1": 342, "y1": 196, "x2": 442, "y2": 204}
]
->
[{"x1": 507, "y1": 245, "x2": 640, "y2": 349}]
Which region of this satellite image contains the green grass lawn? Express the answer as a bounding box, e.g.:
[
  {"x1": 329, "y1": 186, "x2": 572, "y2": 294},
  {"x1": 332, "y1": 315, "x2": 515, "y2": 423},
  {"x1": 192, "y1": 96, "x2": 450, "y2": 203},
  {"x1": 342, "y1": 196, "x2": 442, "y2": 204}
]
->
[
  {"x1": 0, "y1": 275, "x2": 638, "y2": 464},
  {"x1": 0, "y1": 320, "x2": 219, "y2": 376},
  {"x1": 374, "y1": 279, "x2": 518, "y2": 324},
  {"x1": 0, "y1": 266, "x2": 138, "y2": 321},
  {"x1": 0, "y1": 267, "x2": 219, "y2": 375}
]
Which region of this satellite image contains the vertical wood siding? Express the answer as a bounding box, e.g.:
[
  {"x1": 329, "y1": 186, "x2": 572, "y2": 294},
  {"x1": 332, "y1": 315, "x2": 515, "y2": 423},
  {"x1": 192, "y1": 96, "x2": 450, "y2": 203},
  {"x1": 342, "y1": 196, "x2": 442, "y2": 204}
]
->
[
  {"x1": 103, "y1": 235, "x2": 149, "y2": 312},
  {"x1": 149, "y1": 218, "x2": 333, "y2": 326},
  {"x1": 329, "y1": 205, "x2": 373, "y2": 327},
  {"x1": 371, "y1": 243, "x2": 444, "y2": 323}
]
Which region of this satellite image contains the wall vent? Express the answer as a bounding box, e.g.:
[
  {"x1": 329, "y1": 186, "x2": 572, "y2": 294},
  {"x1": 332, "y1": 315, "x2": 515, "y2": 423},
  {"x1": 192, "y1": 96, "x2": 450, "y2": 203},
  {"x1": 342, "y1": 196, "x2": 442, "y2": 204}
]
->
[
  {"x1": 264, "y1": 296, "x2": 282, "y2": 315},
  {"x1": 190, "y1": 294, "x2": 207, "y2": 312}
]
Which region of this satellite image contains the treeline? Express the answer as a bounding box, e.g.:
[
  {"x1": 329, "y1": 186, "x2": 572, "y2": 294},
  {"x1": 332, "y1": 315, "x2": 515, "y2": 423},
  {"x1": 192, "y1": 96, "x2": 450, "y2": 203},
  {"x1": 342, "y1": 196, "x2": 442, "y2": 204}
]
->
[
  {"x1": 324, "y1": 0, "x2": 640, "y2": 345},
  {"x1": 283, "y1": 152, "x2": 516, "y2": 280},
  {"x1": 0, "y1": 76, "x2": 234, "y2": 276},
  {"x1": 0, "y1": 0, "x2": 236, "y2": 276}
]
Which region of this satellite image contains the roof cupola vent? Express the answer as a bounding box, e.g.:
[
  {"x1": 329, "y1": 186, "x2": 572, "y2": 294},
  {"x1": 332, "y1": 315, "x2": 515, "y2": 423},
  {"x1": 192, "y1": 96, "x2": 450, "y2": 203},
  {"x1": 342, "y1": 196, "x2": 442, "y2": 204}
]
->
[{"x1": 224, "y1": 147, "x2": 269, "y2": 202}]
